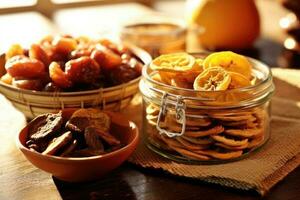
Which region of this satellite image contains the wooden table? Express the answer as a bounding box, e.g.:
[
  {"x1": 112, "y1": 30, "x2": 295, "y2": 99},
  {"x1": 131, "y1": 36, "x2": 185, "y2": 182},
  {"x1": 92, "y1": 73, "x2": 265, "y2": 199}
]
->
[{"x1": 0, "y1": 1, "x2": 300, "y2": 200}]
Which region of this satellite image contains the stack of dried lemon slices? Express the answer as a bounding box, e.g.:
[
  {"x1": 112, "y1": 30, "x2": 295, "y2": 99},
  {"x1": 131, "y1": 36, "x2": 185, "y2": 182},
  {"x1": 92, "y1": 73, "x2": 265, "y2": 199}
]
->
[
  {"x1": 150, "y1": 51, "x2": 254, "y2": 91},
  {"x1": 142, "y1": 51, "x2": 271, "y2": 162}
]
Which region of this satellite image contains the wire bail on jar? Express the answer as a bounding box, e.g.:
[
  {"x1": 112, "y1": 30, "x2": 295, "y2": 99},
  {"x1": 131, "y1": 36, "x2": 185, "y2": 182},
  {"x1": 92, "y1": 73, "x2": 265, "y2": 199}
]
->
[{"x1": 156, "y1": 92, "x2": 186, "y2": 138}]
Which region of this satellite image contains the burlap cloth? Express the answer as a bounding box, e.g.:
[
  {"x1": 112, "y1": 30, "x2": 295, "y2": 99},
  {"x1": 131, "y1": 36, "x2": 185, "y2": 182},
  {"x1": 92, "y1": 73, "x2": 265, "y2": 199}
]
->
[{"x1": 124, "y1": 68, "x2": 300, "y2": 195}]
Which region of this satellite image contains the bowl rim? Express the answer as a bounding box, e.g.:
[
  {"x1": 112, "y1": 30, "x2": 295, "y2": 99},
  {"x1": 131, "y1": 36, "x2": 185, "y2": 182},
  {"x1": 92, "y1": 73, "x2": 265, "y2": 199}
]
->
[
  {"x1": 0, "y1": 43, "x2": 152, "y2": 96},
  {"x1": 16, "y1": 115, "x2": 139, "y2": 162}
]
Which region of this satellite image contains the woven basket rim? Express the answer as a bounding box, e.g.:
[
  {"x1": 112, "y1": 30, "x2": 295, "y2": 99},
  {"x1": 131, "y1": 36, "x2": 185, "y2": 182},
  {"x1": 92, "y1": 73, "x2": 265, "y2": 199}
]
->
[{"x1": 0, "y1": 76, "x2": 140, "y2": 96}]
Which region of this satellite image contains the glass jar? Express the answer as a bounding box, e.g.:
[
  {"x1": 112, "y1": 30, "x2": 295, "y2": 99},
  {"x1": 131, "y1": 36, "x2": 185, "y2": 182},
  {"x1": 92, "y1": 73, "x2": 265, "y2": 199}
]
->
[
  {"x1": 139, "y1": 53, "x2": 274, "y2": 164},
  {"x1": 120, "y1": 17, "x2": 186, "y2": 58}
]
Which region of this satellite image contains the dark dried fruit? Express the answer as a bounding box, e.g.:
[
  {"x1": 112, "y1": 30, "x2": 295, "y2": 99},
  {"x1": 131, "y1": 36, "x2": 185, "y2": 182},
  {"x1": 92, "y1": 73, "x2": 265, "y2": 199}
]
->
[
  {"x1": 109, "y1": 63, "x2": 140, "y2": 85},
  {"x1": 66, "y1": 108, "x2": 110, "y2": 133},
  {"x1": 42, "y1": 131, "x2": 73, "y2": 155},
  {"x1": 60, "y1": 139, "x2": 78, "y2": 157},
  {"x1": 43, "y1": 82, "x2": 61, "y2": 92},
  {"x1": 88, "y1": 126, "x2": 120, "y2": 146},
  {"x1": 28, "y1": 112, "x2": 63, "y2": 142},
  {"x1": 65, "y1": 117, "x2": 89, "y2": 133},
  {"x1": 84, "y1": 127, "x2": 104, "y2": 151},
  {"x1": 26, "y1": 109, "x2": 122, "y2": 157}
]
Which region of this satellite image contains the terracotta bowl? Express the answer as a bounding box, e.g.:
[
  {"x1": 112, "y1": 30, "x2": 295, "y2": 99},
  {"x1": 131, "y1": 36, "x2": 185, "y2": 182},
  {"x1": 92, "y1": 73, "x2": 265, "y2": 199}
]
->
[{"x1": 16, "y1": 109, "x2": 139, "y2": 182}]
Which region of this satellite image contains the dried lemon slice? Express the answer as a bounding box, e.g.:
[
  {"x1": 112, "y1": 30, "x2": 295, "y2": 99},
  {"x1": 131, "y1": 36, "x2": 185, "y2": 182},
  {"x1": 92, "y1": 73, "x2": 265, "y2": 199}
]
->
[
  {"x1": 158, "y1": 71, "x2": 175, "y2": 85},
  {"x1": 229, "y1": 72, "x2": 251, "y2": 89},
  {"x1": 150, "y1": 52, "x2": 195, "y2": 72},
  {"x1": 203, "y1": 51, "x2": 252, "y2": 79},
  {"x1": 193, "y1": 66, "x2": 231, "y2": 91},
  {"x1": 193, "y1": 58, "x2": 204, "y2": 71}
]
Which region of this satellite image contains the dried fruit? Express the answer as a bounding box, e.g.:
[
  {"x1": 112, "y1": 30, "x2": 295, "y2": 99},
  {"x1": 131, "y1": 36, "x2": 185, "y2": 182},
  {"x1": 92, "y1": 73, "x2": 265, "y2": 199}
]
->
[
  {"x1": 25, "y1": 109, "x2": 122, "y2": 157},
  {"x1": 49, "y1": 61, "x2": 72, "y2": 88},
  {"x1": 91, "y1": 46, "x2": 122, "y2": 70},
  {"x1": 60, "y1": 140, "x2": 78, "y2": 157},
  {"x1": 66, "y1": 108, "x2": 111, "y2": 133},
  {"x1": 193, "y1": 66, "x2": 231, "y2": 91},
  {"x1": 228, "y1": 71, "x2": 251, "y2": 89},
  {"x1": 29, "y1": 44, "x2": 50, "y2": 67},
  {"x1": 65, "y1": 56, "x2": 100, "y2": 85},
  {"x1": 5, "y1": 55, "x2": 46, "y2": 79},
  {"x1": 12, "y1": 78, "x2": 44, "y2": 90},
  {"x1": 203, "y1": 51, "x2": 252, "y2": 79},
  {"x1": 5, "y1": 44, "x2": 24, "y2": 60},
  {"x1": 1, "y1": 36, "x2": 142, "y2": 91},
  {"x1": 70, "y1": 48, "x2": 92, "y2": 59},
  {"x1": 42, "y1": 131, "x2": 73, "y2": 155},
  {"x1": 150, "y1": 52, "x2": 195, "y2": 72},
  {"x1": 88, "y1": 126, "x2": 120, "y2": 146},
  {"x1": 52, "y1": 36, "x2": 77, "y2": 55},
  {"x1": 84, "y1": 127, "x2": 105, "y2": 151},
  {"x1": 0, "y1": 73, "x2": 13, "y2": 85},
  {"x1": 109, "y1": 63, "x2": 140, "y2": 85},
  {"x1": 28, "y1": 112, "x2": 63, "y2": 142}
]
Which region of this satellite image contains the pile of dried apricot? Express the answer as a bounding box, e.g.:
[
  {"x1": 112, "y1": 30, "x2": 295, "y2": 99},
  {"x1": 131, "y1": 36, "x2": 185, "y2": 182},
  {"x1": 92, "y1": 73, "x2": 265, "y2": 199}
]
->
[
  {"x1": 150, "y1": 51, "x2": 254, "y2": 91},
  {"x1": 0, "y1": 35, "x2": 143, "y2": 91}
]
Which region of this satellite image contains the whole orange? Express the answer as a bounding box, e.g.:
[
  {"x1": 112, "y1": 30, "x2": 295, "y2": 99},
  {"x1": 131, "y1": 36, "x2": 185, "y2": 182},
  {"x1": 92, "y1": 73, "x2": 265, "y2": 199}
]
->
[{"x1": 186, "y1": 0, "x2": 260, "y2": 50}]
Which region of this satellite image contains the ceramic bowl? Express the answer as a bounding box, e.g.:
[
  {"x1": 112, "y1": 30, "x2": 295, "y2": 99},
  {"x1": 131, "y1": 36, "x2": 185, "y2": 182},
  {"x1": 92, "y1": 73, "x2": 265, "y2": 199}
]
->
[{"x1": 16, "y1": 109, "x2": 139, "y2": 182}]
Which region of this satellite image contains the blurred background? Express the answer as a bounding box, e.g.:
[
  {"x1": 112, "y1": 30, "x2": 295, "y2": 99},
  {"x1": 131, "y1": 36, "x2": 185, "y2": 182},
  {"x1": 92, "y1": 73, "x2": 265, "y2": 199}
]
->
[{"x1": 0, "y1": 0, "x2": 298, "y2": 68}]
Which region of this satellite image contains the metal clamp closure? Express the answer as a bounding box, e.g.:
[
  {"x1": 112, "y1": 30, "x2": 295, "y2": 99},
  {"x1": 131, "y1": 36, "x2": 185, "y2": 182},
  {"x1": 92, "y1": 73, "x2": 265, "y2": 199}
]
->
[{"x1": 156, "y1": 92, "x2": 186, "y2": 138}]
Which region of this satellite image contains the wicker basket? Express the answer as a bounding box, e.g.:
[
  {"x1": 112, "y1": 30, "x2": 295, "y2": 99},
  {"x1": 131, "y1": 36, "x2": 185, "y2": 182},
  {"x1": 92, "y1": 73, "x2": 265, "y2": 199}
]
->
[{"x1": 0, "y1": 46, "x2": 151, "y2": 119}]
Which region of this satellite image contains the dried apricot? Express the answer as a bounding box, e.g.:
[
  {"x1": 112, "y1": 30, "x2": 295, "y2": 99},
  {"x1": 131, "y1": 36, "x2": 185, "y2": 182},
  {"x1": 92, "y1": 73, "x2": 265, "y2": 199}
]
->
[
  {"x1": 193, "y1": 66, "x2": 231, "y2": 91},
  {"x1": 5, "y1": 44, "x2": 24, "y2": 60},
  {"x1": 203, "y1": 51, "x2": 252, "y2": 79},
  {"x1": 70, "y1": 48, "x2": 92, "y2": 59},
  {"x1": 75, "y1": 36, "x2": 91, "y2": 45},
  {"x1": 12, "y1": 78, "x2": 45, "y2": 90},
  {"x1": 29, "y1": 44, "x2": 50, "y2": 67},
  {"x1": 5, "y1": 55, "x2": 46, "y2": 79},
  {"x1": 65, "y1": 56, "x2": 100, "y2": 85},
  {"x1": 0, "y1": 73, "x2": 13, "y2": 85},
  {"x1": 109, "y1": 63, "x2": 140, "y2": 85},
  {"x1": 49, "y1": 61, "x2": 72, "y2": 88},
  {"x1": 52, "y1": 36, "x2": 77, "y2": 55},
  {"x1": 91, "y1": 46, "x2": 122, "y2": 70}
]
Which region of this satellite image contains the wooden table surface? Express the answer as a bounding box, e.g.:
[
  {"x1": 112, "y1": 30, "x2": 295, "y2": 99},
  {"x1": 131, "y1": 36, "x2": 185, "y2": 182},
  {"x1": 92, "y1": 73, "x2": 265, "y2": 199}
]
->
[{"x1": 0, "y1": 1, "x2": 300, "y2": 200}]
